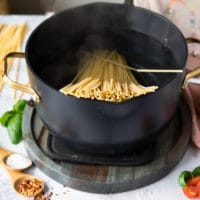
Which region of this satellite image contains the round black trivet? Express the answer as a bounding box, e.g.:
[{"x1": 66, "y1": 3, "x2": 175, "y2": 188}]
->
[
  {"x1": 47, "y1": 133, "x2": 156, "y2": 166},
  {"x1": 22, "y1": 98, "x2": 191, "y2": 194}
]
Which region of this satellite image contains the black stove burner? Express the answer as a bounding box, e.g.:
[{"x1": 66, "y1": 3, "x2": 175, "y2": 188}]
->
[{"x1": 47, "y1": 134, "x2": 156, "y2": 166}]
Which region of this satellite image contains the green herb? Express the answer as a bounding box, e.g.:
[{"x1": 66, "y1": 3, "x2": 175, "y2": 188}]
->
[
  {"x1": 0, "y1": 110, "x2": 16, "y2": 127},
  {"x1": 192, "y1": 166, "x2": 200, "y2": 177},
  {"x1": 178, "y1": 166, "x2": 200, "y2": 187},
  {"x1": 178, "y1": 171, "x2": 192, "y2": 187},
  {"x1": 7, "y1": 113, "x2": 22, "y2": 144},
  {"x1": 13, "y1": 99, "x2": 27, "y2": 114},
  {"x1": 0, "y1": 100, "x2": 27, "y2": 144}
]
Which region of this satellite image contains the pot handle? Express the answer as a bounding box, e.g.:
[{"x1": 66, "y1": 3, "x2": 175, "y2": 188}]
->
[
  {"x1": 3, "y1": 52, "x2": 40, "y2": 103},
  {"x1": 182, "y1": 37, "x2": 200, "y2": 89}
]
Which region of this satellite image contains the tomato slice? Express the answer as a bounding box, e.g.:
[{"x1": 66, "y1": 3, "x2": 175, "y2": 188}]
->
[
  {"x1": 182, "y1": 186, "x2": 198, "y2": 198},
  {"x1": 187, "y1": 175, "x2": 200, "y2": 186},
  {"x1": 182, "y1": 176, "x2": 200, "y2": 198}
]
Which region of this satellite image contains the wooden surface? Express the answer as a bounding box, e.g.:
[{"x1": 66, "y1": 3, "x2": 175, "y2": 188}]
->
[{"x1": 22, "y1": 98, "x2": 191, "y2": 194}]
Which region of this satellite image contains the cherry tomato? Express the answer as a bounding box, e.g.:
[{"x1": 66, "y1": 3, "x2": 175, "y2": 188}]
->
[
  {"x1": 182, "y1": 186, "x2": 198, "y2": 198},
  {"x1": 187, "y1": 175, "x2": 200, "y2": 186},
  {"x1": 182, "y1": 176, "x2": 200, "y2": 198}
]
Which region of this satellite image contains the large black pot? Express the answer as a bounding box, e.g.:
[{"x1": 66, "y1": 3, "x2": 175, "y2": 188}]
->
[{"x1": 3, "y1": 3, "x2": 200, "y2": 155}]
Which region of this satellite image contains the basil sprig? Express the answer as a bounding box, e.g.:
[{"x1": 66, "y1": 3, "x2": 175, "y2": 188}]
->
[{"x1": 0, "y1": 100, "x2": 27, "y2": 144}]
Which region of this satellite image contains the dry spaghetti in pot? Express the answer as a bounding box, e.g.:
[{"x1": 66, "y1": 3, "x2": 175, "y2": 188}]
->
[{"x1": 60, "y1": 50, "x2": 158, "y2": 102}]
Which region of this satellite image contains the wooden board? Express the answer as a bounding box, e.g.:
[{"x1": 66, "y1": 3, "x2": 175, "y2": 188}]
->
[{"x1": 22, "y1": 98, "x2": 191, "y2": 194}]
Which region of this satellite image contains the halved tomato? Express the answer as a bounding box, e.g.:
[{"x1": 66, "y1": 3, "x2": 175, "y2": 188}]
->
[
  {"x1": 182, "y1": 186, "x2": 198, "y2": 198},
  {"x1": 187, "y1": 175, "x2": 200, "y2": 186},
  {"x1": 182, "y1": 175, "x2": 200, "y2": 198}
]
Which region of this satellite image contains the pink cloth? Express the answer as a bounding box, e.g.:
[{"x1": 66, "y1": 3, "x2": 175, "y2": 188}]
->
[
  {"x1": 184, "y1": 83, "x2": 200, "y2": 148},
  {"x1": 184, "y1": 55, "x2": 200, "y2": 148}
]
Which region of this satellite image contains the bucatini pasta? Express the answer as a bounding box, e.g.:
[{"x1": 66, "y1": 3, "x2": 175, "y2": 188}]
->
[
  {"x1": 0, "y1": 23, "x2": 26, "y2": 91},
  {"x1": 60, "y1": 50, "x2": 158, "y2": 102}
]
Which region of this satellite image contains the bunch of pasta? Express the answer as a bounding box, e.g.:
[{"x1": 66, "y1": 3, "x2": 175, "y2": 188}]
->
[
  {"x1": 60, "y1": 50, "x2": 158, "y2": 102},
  {"x1": 0, "y1": 23, "x2": 26, "y2": 91}
]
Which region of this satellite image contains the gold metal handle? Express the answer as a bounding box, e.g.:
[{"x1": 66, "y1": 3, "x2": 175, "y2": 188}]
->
[
  {"x1": 3, "y1": 52, "x2": 40, "y2": 102},
  {"x1": 186, "y1": 37, "x2": 200, "y2": 44},
  {"x1": 182, "y1": 67, "x2": 200, "y2": 89},
  {"x1": 182, "y1": 38, "x2": 200, "y2": 89}
]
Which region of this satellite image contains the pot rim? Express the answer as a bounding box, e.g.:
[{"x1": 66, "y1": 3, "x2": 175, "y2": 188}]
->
[{"x1": 25, "y1": 2, "x2": 188, "y2": 104}]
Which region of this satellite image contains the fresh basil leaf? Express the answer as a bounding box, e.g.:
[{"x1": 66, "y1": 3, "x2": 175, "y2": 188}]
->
[
  {"x1": 13, "y1": 100, "x2": 27, "y2": 114},
  {"x1": 178, "y1": 171, "x2": 192, "y2": 187},
  {"x1": 0, "y1": 110, "x2": 16, "y2": 127},
  {"x1": 7, "y1": 113, "x2": 22, "y2": 144},
  {"x1": 192, "y1": 166, "x2": 200, "y2": 177}
]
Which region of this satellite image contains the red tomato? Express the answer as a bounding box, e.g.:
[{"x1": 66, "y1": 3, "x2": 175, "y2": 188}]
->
[
  {"x1": 182, "y1": 186, "x2": 198, "y2": 198},
  {"x1": 188, "y1": 176, "x2": 200, "y2": 186},
  {"x1": 182, "y1": 176, "x2": 200, "y2": 198}
]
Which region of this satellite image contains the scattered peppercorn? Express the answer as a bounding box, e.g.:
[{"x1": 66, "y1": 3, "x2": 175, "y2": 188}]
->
[{"x1": 34, "y1": 191, "x2": 53, "y2": 200}]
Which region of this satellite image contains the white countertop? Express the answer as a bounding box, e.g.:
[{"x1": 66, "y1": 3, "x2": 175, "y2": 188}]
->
[{"x1": 0, "y1": 14, "x2": 200, "y2": 200}]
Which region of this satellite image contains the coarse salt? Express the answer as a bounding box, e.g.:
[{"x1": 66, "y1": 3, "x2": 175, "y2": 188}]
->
[{"x1": 5, "y1": 153, "x2": 32, "y2": 170}]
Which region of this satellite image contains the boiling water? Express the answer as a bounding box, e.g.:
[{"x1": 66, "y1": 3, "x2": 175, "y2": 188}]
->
[{"x1": 32, "y1": 29, "x2": 181, "y2": 89}]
